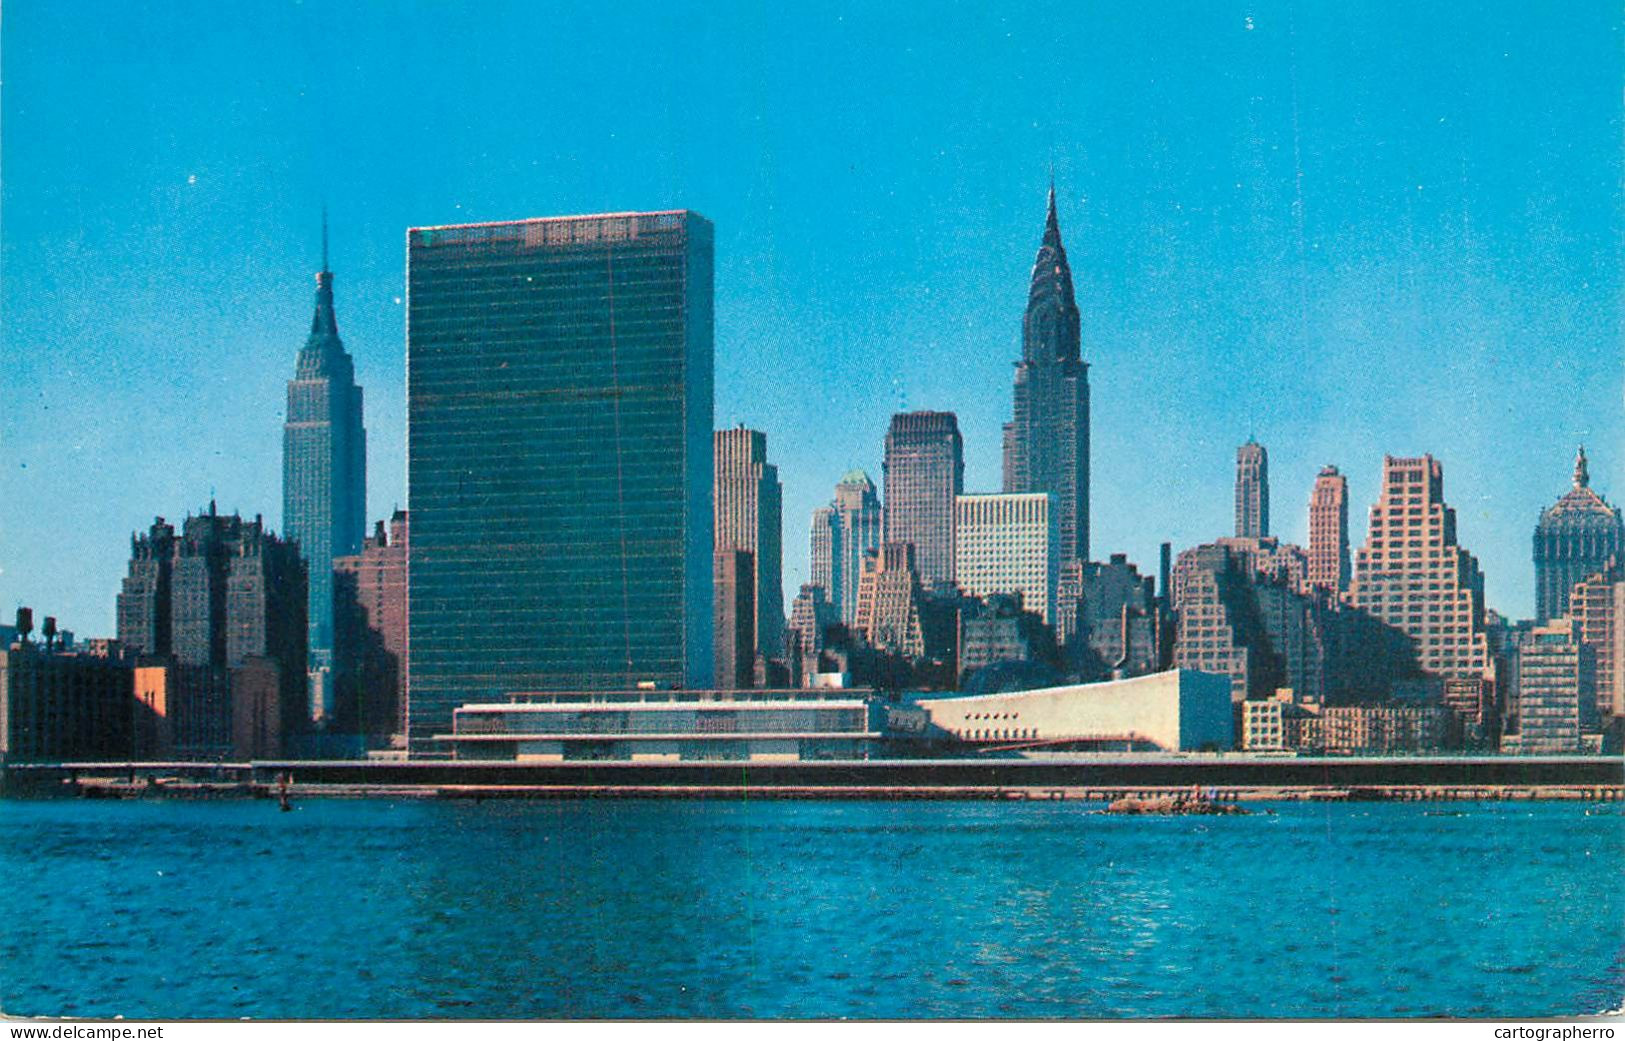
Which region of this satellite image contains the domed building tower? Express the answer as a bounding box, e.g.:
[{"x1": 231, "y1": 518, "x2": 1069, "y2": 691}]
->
[{"x1": 1534, "y1": 447, "x2": 1622, "y2": 623}]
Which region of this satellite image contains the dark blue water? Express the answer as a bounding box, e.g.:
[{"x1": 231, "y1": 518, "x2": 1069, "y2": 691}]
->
[{"x1": 1, "y1": 797, "x2": 1619, "y2": 1019}]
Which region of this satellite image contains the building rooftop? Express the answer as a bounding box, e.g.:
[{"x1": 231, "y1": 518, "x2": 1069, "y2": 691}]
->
[
  {"x1": 498, "y1": 687, "x2": 877, "y2": 706},
  {"x1": 1542, "y1": 448, "x2": 1618, "y2": 523},
  {"x1": 408, "y1": 210, "x2": 710, "y2": 249}
]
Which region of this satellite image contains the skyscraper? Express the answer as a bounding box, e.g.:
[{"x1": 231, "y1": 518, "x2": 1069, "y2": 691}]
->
[
  {"x1": 1002, "y1": 185, "x2": 1090, "y2": 566},
  {"x1": 333, "y1": 511, "x2": 409, "y2": 739},
  {"x1": 1176, "y1": 535, "x2": 1418, "y2": 710},
  {"x1": 1534, "y1": 447, "x2": 1623, "y2": 624},
  {"x1": 1172, "y1": 542, "x2": 1286, "y2": 703},
  {"x1": 1507, "y1": 618, "x2": 1591, "y2": 754},
  {"x1": 954, "y1": 492, "x2": 1058, "y2": 624},
  {"x1": 883, "y1": 412, "x2": 963, "y2": 588},
  {"x1": 116, "y1": 518, "x2": 175, "y2": 658},
  {"x1": 120, "y1": 506, "x2": 305, "y2": 674},
  {"x1": 713, "y1": 427, "x2": 784, "y2": 657},
  {"x1": 1067, "y1": 554, "x2": 1160, "y2": 681},
  {"x1": 1569, "y1": 562, "x2": 1624, "y2": 721},
  {"x1": 1235, "y1": 440, "x2": 1270, "y2": 539},
  {"x1": 811, "y1": 470, "x2": 884, "y2": 626},
  {"x1": 117, "y1": 505, "x2": 308, "y2": 742},
  {"x1": 713, "y1": 550, "x2": 755, "y2": 691},
  {"x1": 786, "y1": 583, "x2": 838, "y2": 661},
  {"x1": 283, "y1": 219, "x2": 367, "y2": 672},
  {"x1": 1307, "y1": 465, "x2": 1350, "y2": 594},
  {"x1": 853, "y1": 543, "x2": 928, "y2": 660},
  {"x1": 1349, "y1": 455, "x2": 1493, "y2": 685},
  {"x1": 406, "y1": 211, "x2": 714, "y2": 755}
]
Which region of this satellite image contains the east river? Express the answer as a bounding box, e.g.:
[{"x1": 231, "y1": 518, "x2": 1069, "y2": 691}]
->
[{"x1": 1, "y1": 798, "x2": 1619, "y2": 1019}]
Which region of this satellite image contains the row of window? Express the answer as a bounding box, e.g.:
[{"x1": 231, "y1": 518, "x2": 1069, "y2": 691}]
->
[
  {"x1": 953, "y1": 728, "x2": 1037, "y2": 741},
  {"x1": 458, "y1": 707, "x2": 867, "y2": 737}
]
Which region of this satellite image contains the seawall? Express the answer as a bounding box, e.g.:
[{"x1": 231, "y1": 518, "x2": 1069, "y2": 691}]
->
[{"x1": 3, "y1": 755, "x2": 1621, "y2": 801}]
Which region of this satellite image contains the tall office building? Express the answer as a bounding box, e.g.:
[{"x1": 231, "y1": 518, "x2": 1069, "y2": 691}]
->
[
  {"x1": 406, "y1": 211, "x2": 714, "y2": 754},
  {"x1": 1507, "y1": 618, "x2": 1591, "y2": 754},
  {"x1": 1569, "y1": 563, "x2": 1624, "y2": 721},
  {"x1": 810, "y1": 507, "x2": 834, "y2": 591},
  {"x1": 1307, "y1": 465, "x2": 1350, "y2": 594},
  {"x1": 116, "y1": 505, "x2": 308, "y2": 741},
  {"x1": 1066, "y1": 554, "x2": 1160, "y2": 681},
  {"x1": 713, "y1": 550, "x2": 756, "y2": 691},
  {"x1": 116, "y1": 519, "x2": 176, "y2": 657},
  {"x1": 883, "y1": 412, "x2": 963, "y2": 588},
  {"x1": 283, "y1": 220, "x2": 367, "y2": 668},
  {"x1": 1534, "y1": 447, "x2": 1623, "y2": 624},
  {"x1": 333, "y1": 511, "x2": 409, "y2": 739},
  {"x1": 1175, "y1": 539, "x2": 1417, "y2": 709},
  {"x1": 810, "y1": 470, "x2": 884, "y2": 626},
  {"x1": 1002, "y1": 185, "x2": 1090, "y2": 566},
  {"x1": 853, "y1": 543, "x2": 928, "y2": 660},
  {"x1": 714, "y1": 427, "x2": 784, "y2": 657},
  {"x1": 953, "y1": 493, "x2": 1058, "y2": 624},
  {"x1": 119, "y1": 507, "x2": 305, "y2": 674},
  {"x1": 1348, "y1": 456, "x2": 1492, "y2": 683},
  {"x1": 1173, "y1": 542, "x2": 1286, "y2": 703},
  {"x1": 786, "y1": 583, "x2": 839, "y2": 660},
  {"x1": 1235, "y1": 440, "x2": 1270, "y2": 539}
]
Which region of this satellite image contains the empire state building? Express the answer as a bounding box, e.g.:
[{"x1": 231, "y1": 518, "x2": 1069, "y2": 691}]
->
[
  {"x1": 1002, "y1": 184, "x2": 1090, "y2": 566},
  {"x1": 283, "y1": 219, "x2": 367, "y2": 679}
]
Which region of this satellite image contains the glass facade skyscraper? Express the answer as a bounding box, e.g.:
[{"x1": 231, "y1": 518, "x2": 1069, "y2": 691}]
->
[{"x1": 406, "y1": 211, "x2": 714, "y2": 755}]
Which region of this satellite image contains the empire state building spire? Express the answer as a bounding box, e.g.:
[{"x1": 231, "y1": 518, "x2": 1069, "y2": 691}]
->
[
  {"x1": 302, "y1": 209, "x2": 343, "y2": 368},
  {"x1": 1003, "y1": 182, "x2": 1091, "y2": 565}
]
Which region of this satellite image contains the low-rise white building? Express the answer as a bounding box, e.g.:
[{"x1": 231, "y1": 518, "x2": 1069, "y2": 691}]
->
[
  {"x1": 438, "y1": 689, "x2": 883, "y2": 762},
  {"x1": 913, "y1": 669, "x2": 1233, "y2": 752}
]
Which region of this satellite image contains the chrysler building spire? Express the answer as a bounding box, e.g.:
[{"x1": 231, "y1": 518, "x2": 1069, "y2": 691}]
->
[
  {"x1": 1002, "y1": 182, "x2": 1091, "y2": 564},
  {"x1": 1023, "y1": 182, "x2": 1079, "y2": 362}
]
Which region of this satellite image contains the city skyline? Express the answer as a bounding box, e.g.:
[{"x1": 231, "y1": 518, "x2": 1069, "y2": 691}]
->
[
  {"x1": 4, "y1": 4, "x2": 1621, "y2": 1028},
  {"x1": 4, "y1": 2, "x2": 1621, "y2": 637}
]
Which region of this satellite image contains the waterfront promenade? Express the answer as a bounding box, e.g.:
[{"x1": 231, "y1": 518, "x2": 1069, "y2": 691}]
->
[{"x1": 3, "y1": 754, "x2": 1620, "y2": 801}]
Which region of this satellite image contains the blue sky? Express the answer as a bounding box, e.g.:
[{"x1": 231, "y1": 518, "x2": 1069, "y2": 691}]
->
[{"x1": 3, "y1": 1, "x2": 1620, "y2": 637}]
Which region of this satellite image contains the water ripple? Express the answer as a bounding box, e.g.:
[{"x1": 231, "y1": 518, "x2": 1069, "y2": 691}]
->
[{"x1": 0, "y1": 798, "x2": 1619, "y2": 1019}]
